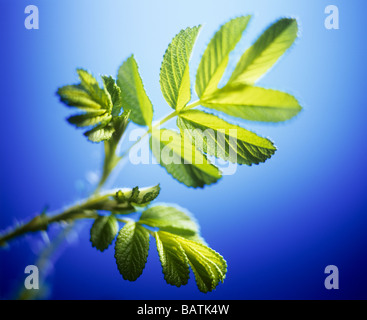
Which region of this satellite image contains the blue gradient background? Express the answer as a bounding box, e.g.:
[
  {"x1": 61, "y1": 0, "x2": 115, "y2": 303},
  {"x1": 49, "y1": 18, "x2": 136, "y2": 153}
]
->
[{"x1": 1, "y1": 0, "x2": 366, "y2": 300}]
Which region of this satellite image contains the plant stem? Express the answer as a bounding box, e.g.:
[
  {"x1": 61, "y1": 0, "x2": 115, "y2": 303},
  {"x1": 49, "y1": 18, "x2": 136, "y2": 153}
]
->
[
  {"x1": 0, "y1": 194, "x2": 116, "y2": 246},
  {"x1": 0, "y1": 101, "x2": 203, "y2": 246}
]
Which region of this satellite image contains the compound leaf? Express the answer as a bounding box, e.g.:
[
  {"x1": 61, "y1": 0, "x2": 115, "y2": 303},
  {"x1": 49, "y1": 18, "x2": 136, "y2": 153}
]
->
[
  {"x1": 58, "y1": 70, "x2": 121, "y2": 142},
  {"x1": 114, "y1": 222, "x2": 150, "y2": 281},
  {"x1": 90, "y1": 215, "x2": 119, "y2": 252},
  {"x1": 195, "y1": 16, "x2": 251, "y2": 99},
  {"x1": 177, "y1": 110, "x2": 276, "y2": 165},
  {"x1": 229, "y1": 18, "x2": 298, "y2": 86},
  {"x1": 160, "y1": 26, "x2": 201, "y2": 111},
  {"x1": 154, "y1": 231, "x2": 190, "y2": 287},
  {"x1": 150, "y1": 129, "x2": 222, "y2": 188},
  {"x1": 201, "y1": 84, "x2": 302, "y2": 122},
  {"x1": 117, "y1": 55, "x2": 153, "y2": 126}
]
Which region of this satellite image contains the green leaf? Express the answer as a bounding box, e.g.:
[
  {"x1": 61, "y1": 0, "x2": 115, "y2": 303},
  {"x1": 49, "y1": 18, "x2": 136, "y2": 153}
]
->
[
  {"x1": 195, "y1": 16, "x2": 251, "y2": 99},
  {"x1": 179, "y1": 235, "x2": 226, "y2": 293},
  {"x1": 157, "y1": 231, "x2": 227, "y2": 293},
  {"x1": 229, "y1": 18, "x2": 298, "y2": 86},
  {"x1": 57, "y1": 85, "x2": 103, "y2": 110},
  {"x1": 201, "y1": 84, "x2": 302, "y2": 122},
  {"x1": 177, "y1": 110, "x2": 276, "y2": 165},
  {"x1": 150, "y1": 129, "x2": 222, "y2": 188},
  {"x1": 84, "y1": 115, "x2": 114, "y2": 142},
  {"x1": 117, "y1": 55, "x2": 153, "y2": 126},
  {"x1": 90, "y1": 215, "x2": 119, "y2": 252},
  {"x1": 76, "y1": 69, "x2": 112, "y2": 112},
  {"x1": 84, "y1": 126, "x2": 115, "y2": 142},
  {"x1": 114, "y1": 222, "x2": 150, "y2": 281},
  {"x1": 139, "y1": 205, "x2": 199, "y2": 237},
  {"x1": 154, "y1": 231, "x2": 190, "y2": 287},
  {"x1": 160, "y1": 26, "x2": 201, "y2": 111},
  {"x1": 67, "y1": 110, "x2": 108, "y2": 127},
  {"x1": 58, "y1": 70, "x2": 121, "y2": 142},
  {"x1": 102, "y1": 75, "x2": 123, "y2": 116}
]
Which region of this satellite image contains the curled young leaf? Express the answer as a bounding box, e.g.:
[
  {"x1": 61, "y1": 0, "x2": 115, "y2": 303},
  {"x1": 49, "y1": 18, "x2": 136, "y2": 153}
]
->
[
  {"x1": 102, "y1": 75, "x2": 123, "y2": 116},
  {"x1": 76, "y1": 69, "x2": 112, "y2": 113},
  {"x1": 58, "y1": 70, "x2": 124, "y2": 142},
  {"x1": 114, "y1": 184, "x2": 161, "y2": 207}
]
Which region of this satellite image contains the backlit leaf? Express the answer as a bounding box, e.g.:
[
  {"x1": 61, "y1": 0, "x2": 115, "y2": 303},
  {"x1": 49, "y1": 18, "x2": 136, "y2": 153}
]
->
[
  {"x1": 150, "y1": 129, "x2": 222, "y2": 188},
  {"x1": 139, "y1": 205, "x2": 199, "y2": 237},
  {"x1": 156, "y1": 231, "x2": 227, "y2": 293},
  {"x1": 201, "y1": 84, "x2": 302, "y2": 122},
  {"x1": 177, "y1": 110, "x2": 276, "y2": 165},
  {"x1": 77, "y1": 69, "x2": 112, "y2": 112},
  {"x1": 57, "y1": 85, "x2": 102, "y2": 110},
  {"x1": 160, "y1": 26, "x2": 201, "y2": 111},
  {"x1": 117, "y1": 55, "x2": 153, "y2": 126},
  {"x1": 154, "y1": 231, "x2": 190, "y2": 287},
  {"x1": 229, "y1": 18, "x2": 298, "y2": 85},
  {"x1": 195, "y1": 16, "x2": 251, "y2": 99},
  {"x1": 114, "y1": 222, "x2": 150, "y2": 281}
]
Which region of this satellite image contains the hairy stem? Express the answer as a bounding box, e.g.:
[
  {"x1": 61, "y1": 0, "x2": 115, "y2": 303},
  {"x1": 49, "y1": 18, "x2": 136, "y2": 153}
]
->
[
  {"x1": 0, "y1": 194, "x2": 114, "y2": 246},
  {"x1": 0, "y1": 101, "x2": 202, "y2": 246},
  {"x1": 95, "y1": 145, "x2": 121, "y2": 194}
]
